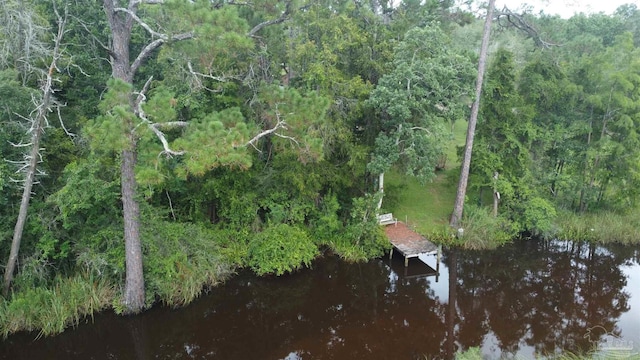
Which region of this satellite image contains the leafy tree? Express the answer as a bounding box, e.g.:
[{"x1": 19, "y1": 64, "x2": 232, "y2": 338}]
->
[
  {"x1": 518, "y1": 55, "x2": 580, "y2": 207},
  {"x1": 470, "y1": 47, "x2": 546, "y2": 232},
  {"x1": 473, "y1": 48, "x2": 535, "y2": 190},
  {"x1": 368, "y1": 24, "x2": 475, "y2": 207},
  {"x1": 87, "y1": 0, "x2": 330, "y2": 312},
  {"x1": 571, "y1": 33, "x2": 640, "y2": 212}
]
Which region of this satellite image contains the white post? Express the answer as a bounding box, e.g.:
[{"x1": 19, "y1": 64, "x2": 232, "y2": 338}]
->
[{"x1": 377, "y1": 172, "x2": 385, "y2": 211}]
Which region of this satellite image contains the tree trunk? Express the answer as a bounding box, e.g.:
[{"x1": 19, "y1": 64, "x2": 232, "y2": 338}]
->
[
  {"x1": 492, "y1": 171, "x2": 499, "y2": 217},
  {"x1": 3, "y1": 10, "x2": 65, "y2": 296},
  {"x1": 121, "y1": 147, "x2": 145, "y2": 312},
  {"x1": 450, "y1": 0, "x2": 496, "y2": 228},
  {"x1": 376, "y1": 172, "x2": 385, "y2": 211},
  {"x1": 3, "y1": 124, "x2": 43, "y2": 296},
  {"x1": 104, "y1": 0, "x2": 145, "y2": 313}
]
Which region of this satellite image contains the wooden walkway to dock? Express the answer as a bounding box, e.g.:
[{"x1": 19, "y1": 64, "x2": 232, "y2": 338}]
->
[{"x1": 383, "y1": 221, "x2": 440, "y2": 267}]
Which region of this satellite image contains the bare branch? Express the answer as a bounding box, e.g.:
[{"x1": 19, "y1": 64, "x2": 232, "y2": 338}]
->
[
  {"x1": 213, "y1": 0, "x2": 252, "y2": 9},
  {"x1": 115, "y1": 7, "x2": 167, "y2": 39},
  {"x1": 131, "y1": 76, "x2": 188, "y2": 157},
  {"x1": 134, "y1": 76, "x2": 154, "y2": 111},
  {"x1": 244, "y1": 120, "x2": 287, "y2": 148},
  {"x1": 273, "y1": 132, "x2": 299, "y2": 145},
  {"x1": 130, "y1": 32, "x2": 193, "y2": 75},
  {"x1": 247, "y1": 1, "x2": 293, "y2": 37},
  {"x1": 8, "y1": 142, "x2": 33, "y2": 148},
  {"x1": 495, "y1": 7, "x2": 561, "y2": 49},
  {"x1": 187, "y1": 62, "x2": 230, "y2": 83},
  {"x1": 131, "y1": 0, "x2": 165, "y2": 6},
  {"x1": 410, "y1": 126, "x2": 432, "y2": 135},
  {"x1": 56, "y1": 105, "x2": 75, "y2": 137},
  {"x1": 148, "y1": 124, "x2": 186, "y2": 157},
  {"x1": 244, "y1": 104, "x2": 291, "y2": 149}
]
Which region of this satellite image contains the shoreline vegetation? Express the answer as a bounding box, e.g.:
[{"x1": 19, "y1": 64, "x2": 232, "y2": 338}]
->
[
  {"x1": 3, "y1": 123, "x2": 640, "y2": 341},
  {"x1": 2, "y1": 181, "x2": 639, "y2": 340}
]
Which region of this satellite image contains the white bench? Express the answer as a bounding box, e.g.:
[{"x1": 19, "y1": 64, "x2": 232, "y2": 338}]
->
[{"x1": 377, "y1": 213, "x2": 397, "y2": 226}]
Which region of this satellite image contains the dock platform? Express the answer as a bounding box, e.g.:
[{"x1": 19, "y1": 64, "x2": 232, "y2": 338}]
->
[{"x1": 384, "y1": 221, "x2": 440, "y2": 267}]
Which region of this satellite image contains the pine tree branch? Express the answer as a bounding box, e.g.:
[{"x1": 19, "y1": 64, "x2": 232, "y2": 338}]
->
[
  {"x1": 247, "y1": 1, "x2": 293, "y2": 37},
  {"x1": 244, "y1": 104, "x2": 290, "y2": 149},
  {"x1": 133, "y1": 76, "x2": 188, "y2": 157},
  {"x1": 114, "y1": 7, "x2": 166, "y2": 39}
]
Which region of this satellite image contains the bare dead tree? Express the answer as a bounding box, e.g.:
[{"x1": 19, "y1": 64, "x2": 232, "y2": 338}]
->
[
  {"x1": 3, "y1": 4, "x2": 68, "y2": 296},
  {"x1": 0, "y1": 0, "x2": 49, "y2": 85}
]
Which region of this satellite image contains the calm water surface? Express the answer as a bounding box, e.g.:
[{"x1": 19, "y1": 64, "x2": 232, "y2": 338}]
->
[{"x1": 1, "y1": 240, "x2": 639, "y2": 359}]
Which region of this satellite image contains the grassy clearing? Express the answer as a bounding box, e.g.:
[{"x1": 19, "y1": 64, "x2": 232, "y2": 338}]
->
[{"x1": 384, "y1": 121, "x2": 465, "y2": 236}]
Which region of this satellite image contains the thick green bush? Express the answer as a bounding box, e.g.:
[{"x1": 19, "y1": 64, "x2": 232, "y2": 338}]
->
[
  {"x1": 248, "y1": 223, "x2": 318, "y2": 276},
  {"x1": 142, "y1": 219, "x2": 235, "y2": 307}
]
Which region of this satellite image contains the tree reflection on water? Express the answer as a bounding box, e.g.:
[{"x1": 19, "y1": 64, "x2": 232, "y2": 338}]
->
[
  {"x1": 0, "y1": 240, "x2": 636, "y2": 360},
  {"x1": 447, "y1": 240, "x2": 632, "y2": 358}
]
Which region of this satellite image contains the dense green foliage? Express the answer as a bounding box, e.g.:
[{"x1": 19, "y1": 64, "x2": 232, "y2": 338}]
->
[
  {"x1": 1, "y1": 0, "x2": 640, "y2": 336},
  {"x1": 248, "y1": 223, "x2": 318, "y2": 276}
]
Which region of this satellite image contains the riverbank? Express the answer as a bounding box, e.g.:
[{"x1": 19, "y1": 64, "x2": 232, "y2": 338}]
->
[
  {"x1": 384, "y1": 123, "x2": 640, "y2": 248},
  {"x1": 386, "y1": 166, "x2": 640, "y2": 249}
]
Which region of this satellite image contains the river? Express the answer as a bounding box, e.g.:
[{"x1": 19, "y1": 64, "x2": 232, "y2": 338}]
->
[{"x1": 1, "y1": 239, "x2": 638, "y2": 359}]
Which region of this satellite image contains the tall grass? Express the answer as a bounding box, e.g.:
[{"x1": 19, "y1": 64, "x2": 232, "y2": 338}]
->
[
  {"x1": 555, "y1": 210, "x2": 640, "y2": 244},
  {"x1": 430, "y1": 204, "x2": 516, "y2": 249},
  {"x1": 0, "y1": 274, "x2": 115, "y2": 338}
]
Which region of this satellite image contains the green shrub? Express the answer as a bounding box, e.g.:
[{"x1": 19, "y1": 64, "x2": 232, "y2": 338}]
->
[
  {"x1": 521, "y1": 197, "x2": 557, "y2": 237},
  {"x1": 310, "y1": 192, "x2": 342, "y2": 245},
  {"x1": 455, "y1": 347, "x2": 482, "y2": 360},
  {"x1": 330, "y1": 194, "x2": 390, "y2": 261},
  {"x1": 248, "y1": 223, "x2": 318, "y2": 276},
  {"x1": 142, "y1": 219, "x2": 235, "y2": 307}
]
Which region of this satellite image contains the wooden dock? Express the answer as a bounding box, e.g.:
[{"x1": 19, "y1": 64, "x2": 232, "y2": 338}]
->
[{"x1": 383, "y1": 221, "x2": 440, "y2": 267}]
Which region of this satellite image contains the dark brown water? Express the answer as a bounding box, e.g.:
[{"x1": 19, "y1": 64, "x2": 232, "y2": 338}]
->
[{"x1": 1, "y1": 240, "x2": 639, "y2": 359}]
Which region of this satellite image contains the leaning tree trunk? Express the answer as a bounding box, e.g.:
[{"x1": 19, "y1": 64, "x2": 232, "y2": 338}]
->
[
  {"x1": 3, "y1": 119, "x2": 45, "y2": 296},
  {"x1": 450, "y1": 0, "x2": 496, "y2": 228},
  {"x1": 3, "y1": 11, "x2": 66, "y2": 296}
]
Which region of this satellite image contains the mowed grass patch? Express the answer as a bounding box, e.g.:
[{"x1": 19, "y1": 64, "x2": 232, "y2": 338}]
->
[
  {"x1": 384, "y1": 121, "x2": 467, "y2": 236},
  {"x1": 384, "y1": 169, "x2": 457, "y2": 235}
]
